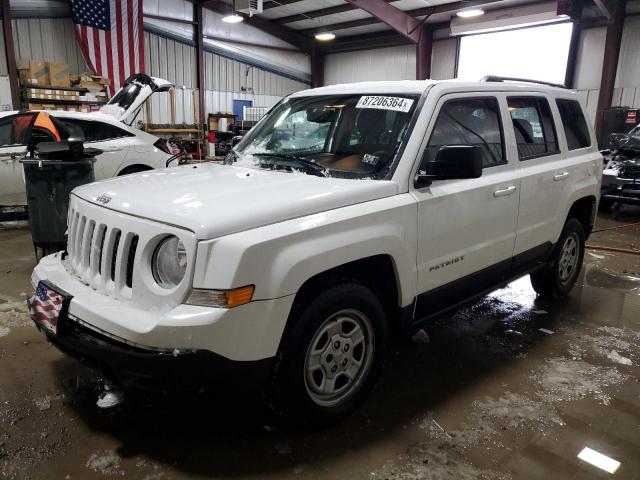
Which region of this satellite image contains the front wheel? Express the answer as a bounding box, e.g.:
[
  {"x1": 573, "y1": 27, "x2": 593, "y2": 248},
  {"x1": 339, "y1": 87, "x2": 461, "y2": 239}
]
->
[
  {"x1": 267, "y1": 282, "x2": 388, "y2": 427},
  {"x1": 530, "y1": 218, "x2": 585, "y2": 298}
]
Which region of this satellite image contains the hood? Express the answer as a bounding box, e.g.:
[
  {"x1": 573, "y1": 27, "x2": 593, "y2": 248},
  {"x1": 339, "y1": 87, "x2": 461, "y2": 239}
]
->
[
  {"x1": 100, "y1": 74, "x2": 173, "y2": 124},
  {"x1": 72, "y1": 164, "x2": 398, "y2": 239}
]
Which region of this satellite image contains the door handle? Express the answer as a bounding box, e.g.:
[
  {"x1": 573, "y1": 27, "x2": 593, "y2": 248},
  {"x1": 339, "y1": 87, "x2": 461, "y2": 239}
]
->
[
  {"x1": 553, "y1": 171, "x2": 569, "y2": 181},
  {"x1": 493, "y1": 186, "x2": 517, "y2": 197}
]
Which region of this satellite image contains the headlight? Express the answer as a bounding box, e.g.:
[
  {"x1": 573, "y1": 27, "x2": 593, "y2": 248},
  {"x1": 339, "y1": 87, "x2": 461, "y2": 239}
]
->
[{"x1": 152, "y1": 236, "x2": 187, "y2": 288}]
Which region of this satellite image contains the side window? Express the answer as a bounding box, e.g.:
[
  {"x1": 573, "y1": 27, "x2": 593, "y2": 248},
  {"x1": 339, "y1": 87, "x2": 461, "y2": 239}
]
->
[
  {"x1": 56, "y1": 119, "x2": 133, "y2": 142},
  {"x1": 556, "y1": 99, "x2": 591, "y2": 150},
  {"x1": 425, "y1": 97, "x2": 505, "y2": 168},
  {"x1": 508, "y1": 97, "x2": 559, "y2": 160},
  {"x1": 0, "y1": 113, "x2": 36, "y2": 146}
]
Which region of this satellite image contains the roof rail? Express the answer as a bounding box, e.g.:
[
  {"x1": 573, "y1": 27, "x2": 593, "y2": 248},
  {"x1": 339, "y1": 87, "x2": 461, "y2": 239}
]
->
[{"x1": 480, "y1": 75, "x2": 567, "y2": 89}]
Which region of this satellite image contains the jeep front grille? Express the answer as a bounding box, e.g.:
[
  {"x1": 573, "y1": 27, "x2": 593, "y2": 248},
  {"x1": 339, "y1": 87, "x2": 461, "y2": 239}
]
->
[{"x1": 67, "y1": 208, "x2": 138, "y2": 298}]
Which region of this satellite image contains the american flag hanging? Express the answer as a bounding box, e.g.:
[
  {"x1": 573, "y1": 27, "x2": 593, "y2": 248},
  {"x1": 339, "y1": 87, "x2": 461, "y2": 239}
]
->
[{"x1": 71, "y1": 0, "x2": 145, "y2": 96}]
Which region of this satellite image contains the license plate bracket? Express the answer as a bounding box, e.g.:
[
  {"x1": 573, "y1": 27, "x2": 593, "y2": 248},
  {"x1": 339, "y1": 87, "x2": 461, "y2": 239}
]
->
[{"x1": 28, "y1": 280, "x2": 72, "y2": 337}]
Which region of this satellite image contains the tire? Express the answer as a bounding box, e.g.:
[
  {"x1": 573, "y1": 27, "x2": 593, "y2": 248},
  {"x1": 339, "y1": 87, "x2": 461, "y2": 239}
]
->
[
  {"x1": 268, "y1": 282, "x2": 388, "y2": 428},
  {"x1": 530, "y1": 218, "x2": 585, "y2": 298}
]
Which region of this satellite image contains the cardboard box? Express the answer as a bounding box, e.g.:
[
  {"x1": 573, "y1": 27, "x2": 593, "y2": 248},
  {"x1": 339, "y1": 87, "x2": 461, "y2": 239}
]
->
[
  {"x1": 79, "y1": 105, "x2": 90, "y2": 113},
  {"x1": 47, "y1": 62, "x2": 71, "y2": 87},
  {"x1": 28, "y1": 103, "x2": 44, "y2": 110},
  {"x1": 66, "y1": 106, "x2": 78, "y2": 112},
  {"x1": 42, "y1": 104, "x2": 55, "y2": 110},
  {"x1": 17, "y1": 59, "x2": 49, "y2": 85}
]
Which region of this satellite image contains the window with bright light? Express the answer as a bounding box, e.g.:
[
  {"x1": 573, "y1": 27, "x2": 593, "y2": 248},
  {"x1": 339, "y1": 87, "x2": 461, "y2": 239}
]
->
[{"x1": 457, "y1": 22, "x2": 573, "y2": 85}]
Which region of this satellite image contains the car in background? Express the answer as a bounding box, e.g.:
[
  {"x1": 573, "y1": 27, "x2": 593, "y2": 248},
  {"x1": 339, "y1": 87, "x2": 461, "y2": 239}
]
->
[
  {"x1": 601, "y1": 124, "x2": 640, "y2": 209},
  {"x1": 0, "y1": 74, "x2": 174, "y2": 208}
]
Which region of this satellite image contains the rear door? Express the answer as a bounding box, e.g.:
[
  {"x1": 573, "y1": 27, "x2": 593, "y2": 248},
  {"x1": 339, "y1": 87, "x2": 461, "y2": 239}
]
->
[
  {"x1": 507, "y1": 95, "x2": 567, "y2": 268},
  {"x1": 0, "y1": 113, "x2": 36, "y2": 205},
  {"x1": 411, "y1": 93, "x2": 520, "y2": 318}
]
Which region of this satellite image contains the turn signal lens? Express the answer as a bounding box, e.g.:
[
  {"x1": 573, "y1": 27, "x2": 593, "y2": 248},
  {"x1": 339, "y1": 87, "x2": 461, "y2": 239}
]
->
[{"x1": 186, "y1": 285, "x2": 254, "y2": 308}]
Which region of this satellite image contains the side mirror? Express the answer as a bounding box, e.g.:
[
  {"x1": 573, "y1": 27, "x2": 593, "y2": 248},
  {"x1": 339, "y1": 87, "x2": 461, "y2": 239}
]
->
[{"x1": 414, "y1": 145, "x2": 483, "y2": 188}]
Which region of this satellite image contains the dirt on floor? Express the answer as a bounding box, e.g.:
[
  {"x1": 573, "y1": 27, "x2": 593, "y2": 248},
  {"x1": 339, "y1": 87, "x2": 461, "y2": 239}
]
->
[{"x1": 1, "y1": 208, "x2": 640, "y2": 480}]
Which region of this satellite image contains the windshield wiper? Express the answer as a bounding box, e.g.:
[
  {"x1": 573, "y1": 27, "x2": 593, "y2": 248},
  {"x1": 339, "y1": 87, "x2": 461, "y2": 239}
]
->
[{"x1": 252, "y1": 153, "x2": 328, "y2": 177}]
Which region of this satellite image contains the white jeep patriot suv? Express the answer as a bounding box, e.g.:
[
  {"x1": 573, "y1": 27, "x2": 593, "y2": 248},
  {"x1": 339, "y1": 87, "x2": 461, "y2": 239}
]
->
[{"x1": 30, "y1": 77, "x2": 602, "y2": 425}]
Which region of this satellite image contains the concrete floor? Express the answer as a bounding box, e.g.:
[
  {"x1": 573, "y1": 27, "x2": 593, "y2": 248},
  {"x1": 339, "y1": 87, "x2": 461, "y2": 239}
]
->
[{"x1": 1, "y1": 207, "x2": 639, "y2": 480}]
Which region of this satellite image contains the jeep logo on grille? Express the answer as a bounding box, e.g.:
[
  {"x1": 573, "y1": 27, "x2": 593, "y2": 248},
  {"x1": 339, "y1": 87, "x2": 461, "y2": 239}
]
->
[{"x1": 95, "y1": 194, "x2": 112, "y2": 205}]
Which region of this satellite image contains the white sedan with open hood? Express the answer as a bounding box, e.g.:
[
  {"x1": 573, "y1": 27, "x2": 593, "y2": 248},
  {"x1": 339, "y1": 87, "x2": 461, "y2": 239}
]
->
[{"x1": 0, "y1": 74, "x2": 174, "y2": 207}]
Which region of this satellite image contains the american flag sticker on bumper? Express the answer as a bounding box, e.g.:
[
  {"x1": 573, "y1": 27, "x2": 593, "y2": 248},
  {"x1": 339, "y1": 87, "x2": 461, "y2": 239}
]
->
[{"x1": 28, "y1": 281, "x2": 72, "y2": 337}]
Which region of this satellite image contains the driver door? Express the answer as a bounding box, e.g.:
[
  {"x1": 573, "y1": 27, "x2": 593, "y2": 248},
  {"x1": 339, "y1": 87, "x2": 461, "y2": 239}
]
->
[
  {"x1": 0, "y1": 112, "x2": 36, "y2": 206},
  {"x1": 411, "y1": 93, "x2": 519, "y2": 319}
]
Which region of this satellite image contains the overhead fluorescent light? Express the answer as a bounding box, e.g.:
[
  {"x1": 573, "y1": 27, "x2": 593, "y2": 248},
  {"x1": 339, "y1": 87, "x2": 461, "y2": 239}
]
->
[
  {"x1": 222, "y1": 13, "x2": 244, "y2": 23},
  {"x1": 456, "y1": 9, "x2": 485, "y2": 18},
  {"x1": 577, "y1": 447, "x2": 621, "y2": 474},
  {"x1": 315, "y1": 32, "x2": 336, "y2": 41}
]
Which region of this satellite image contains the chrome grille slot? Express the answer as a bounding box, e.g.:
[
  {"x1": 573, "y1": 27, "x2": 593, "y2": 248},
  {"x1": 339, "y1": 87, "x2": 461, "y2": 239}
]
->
[
  {"x1": 74, "y1": 216, "x2": 86, "y2": 272},
  {"x1": 89, "y1": 224, "x2": 106, "y2": 285},
  {"x1": 80, "y1": 220, "x2": 95, "y2": 275},
  {"x1": 126, "y1": 235, "x2": 139, "y2": 288},
  {"x1": 95, "y1": 225, "x2": 107, "y2": 277},
  {"x1": 110, "y1": 230, "x2": 121, "y2": 283}
]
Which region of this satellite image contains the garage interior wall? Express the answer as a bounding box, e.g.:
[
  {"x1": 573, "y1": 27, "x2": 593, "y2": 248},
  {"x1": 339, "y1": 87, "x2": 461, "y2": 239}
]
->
[
  {"x1": 574, "y1": 17, "x2": 640, "y2": 123},
  {"x1": 0, "y1": 0, "x2": 309, "y2": 123},
  {"x1": 143, "y1": 30, "x2": 308, "y2": 124},
  {"x1": 324, "y1": 37, "x2": 458, "y2": 85}
]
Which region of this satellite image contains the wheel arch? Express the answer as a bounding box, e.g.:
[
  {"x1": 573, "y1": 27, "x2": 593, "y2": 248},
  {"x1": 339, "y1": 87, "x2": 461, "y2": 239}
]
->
[
  {"x1": 117, "y1": 163, "x2": 154, "y2": 176},
  {"x1": 566, "y1": 195, "x2": 596, "y2": 239},
  {"x1": 282, "y1": 254, "x2": 403, "y2": 344}
]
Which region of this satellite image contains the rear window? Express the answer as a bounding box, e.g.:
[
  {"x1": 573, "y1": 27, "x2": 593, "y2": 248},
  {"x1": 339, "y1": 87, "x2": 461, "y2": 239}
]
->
[
  {"x1": 508, "y1": 97, "x2": 559, "y2": 160},
  {"x1": 556, "y1": 99, "x2": 591, "y2": 150}
]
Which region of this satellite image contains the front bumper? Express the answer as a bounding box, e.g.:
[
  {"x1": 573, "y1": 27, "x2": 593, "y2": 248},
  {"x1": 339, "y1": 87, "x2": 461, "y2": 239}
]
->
[
  {"x1": 32, "y1": 253, "x2": 295, "y2": 362},
  {"x1": 42, "y1": 318, "x2": 273, "y2": 392}
]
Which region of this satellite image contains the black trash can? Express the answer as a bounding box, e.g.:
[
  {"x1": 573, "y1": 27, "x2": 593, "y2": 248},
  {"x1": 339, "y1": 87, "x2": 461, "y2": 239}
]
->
[{"x1": 22, "y1": 141, "x2": 100, "y2": 258}]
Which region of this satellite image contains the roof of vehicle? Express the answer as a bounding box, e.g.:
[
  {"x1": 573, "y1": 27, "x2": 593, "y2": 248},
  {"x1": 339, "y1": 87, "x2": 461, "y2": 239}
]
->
[
  {"x1": 0, "y1": 109, "x2": 127, "y2": 123},
  {"x1": 290, "y1": 79, "x2": 577, "y2": 97}
]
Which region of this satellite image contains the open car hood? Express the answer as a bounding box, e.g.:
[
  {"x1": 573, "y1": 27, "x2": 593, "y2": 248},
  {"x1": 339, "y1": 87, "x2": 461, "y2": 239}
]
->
[{"x1": 99, "y1": 74, "x2": 173, "y2": 124}]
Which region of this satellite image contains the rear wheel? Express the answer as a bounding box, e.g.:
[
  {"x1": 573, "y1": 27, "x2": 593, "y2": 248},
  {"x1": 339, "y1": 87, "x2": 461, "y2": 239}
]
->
[
  {"x1": 530, "y1": 218, "x2": 585, "y2": 298},
  {"x1": 268, "y1": 282, "x2": 387, "y2": 427}
]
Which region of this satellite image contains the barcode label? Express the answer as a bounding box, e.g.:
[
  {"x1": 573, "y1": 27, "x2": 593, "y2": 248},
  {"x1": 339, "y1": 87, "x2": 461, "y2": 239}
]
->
[{"x1": 356, "y1": 96, "x2": 414, "y2": 113}]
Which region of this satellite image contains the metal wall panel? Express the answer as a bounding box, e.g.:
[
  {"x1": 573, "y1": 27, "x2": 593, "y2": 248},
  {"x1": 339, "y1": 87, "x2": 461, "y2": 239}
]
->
[
  {"x1": 325, "y1": 39, "x2": 457, "y2": 85},
  {"x1": 143, "y1": 31, "x2": 306, "y2": 123},
  {"x1": 431, "y1": 38, "x2": 457, "y2": 80},
  {"x1": 10, "y1": 18, "x2": 88, "y2": 74}
]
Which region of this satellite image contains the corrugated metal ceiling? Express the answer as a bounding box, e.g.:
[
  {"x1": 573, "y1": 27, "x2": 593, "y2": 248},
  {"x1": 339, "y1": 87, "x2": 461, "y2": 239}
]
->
[{"x1": 258, "y1": 0, "x2": 553, "y2": 39}]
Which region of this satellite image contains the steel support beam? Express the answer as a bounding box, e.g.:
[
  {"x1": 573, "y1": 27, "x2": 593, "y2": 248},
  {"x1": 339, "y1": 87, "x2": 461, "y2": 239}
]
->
[
  {"x1": 1, "y1": 0, "x2": 20, "y2": 110},
  {"x1": 201, "y1": 1, "x2": 312, "y2": 52},
  {"x1": 592, "y1": 0, "x2": 612, "y2": 20},
  {"x1": 310, "y1": 48, "x2": 324, "y2": 88},
  {"x1": 595, "y1": 0, "x2": 626, "y2": 137},
  {"x1": 344, "y1": 0, "x2": 424, "y2": 43},
  {"x1": 304, "y1": 0, "x2": 504, "y2": 36},
  {"x1": 416, "y1": 24, "x2": 433, "y2": 80},
  {"x1": 564, "y1": 2, "x2": 584, "y2": 88},
  {"x1": 195, "y1": 3, "x2": 206, "y2": 130}
]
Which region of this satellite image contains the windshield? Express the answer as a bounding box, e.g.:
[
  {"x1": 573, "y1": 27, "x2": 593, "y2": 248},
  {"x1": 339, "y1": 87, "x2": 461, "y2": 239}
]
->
[{"x1": 232, "y1": 94, "x2": 419, "y2": 179}]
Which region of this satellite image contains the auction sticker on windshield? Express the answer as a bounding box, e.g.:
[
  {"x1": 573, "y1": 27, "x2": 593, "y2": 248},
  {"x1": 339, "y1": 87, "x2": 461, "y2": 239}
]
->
[{"x1": 356, "y1": 96, "x2": 414, "y2": 113}]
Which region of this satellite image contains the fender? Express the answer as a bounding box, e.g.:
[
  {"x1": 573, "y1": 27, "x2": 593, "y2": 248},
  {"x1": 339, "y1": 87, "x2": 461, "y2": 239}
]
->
[{"x1": 193, "y1": 194, "x2": 419, "y2": 308}]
